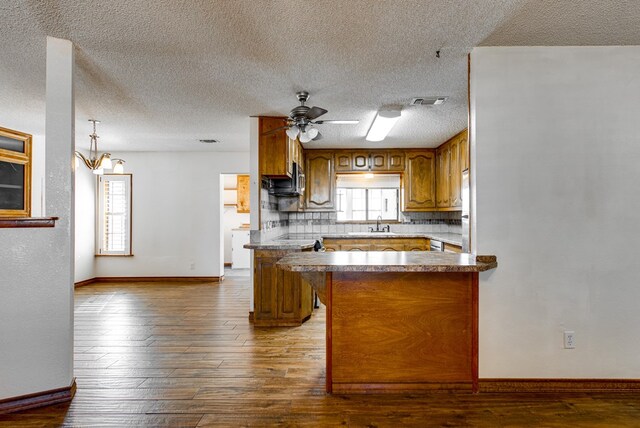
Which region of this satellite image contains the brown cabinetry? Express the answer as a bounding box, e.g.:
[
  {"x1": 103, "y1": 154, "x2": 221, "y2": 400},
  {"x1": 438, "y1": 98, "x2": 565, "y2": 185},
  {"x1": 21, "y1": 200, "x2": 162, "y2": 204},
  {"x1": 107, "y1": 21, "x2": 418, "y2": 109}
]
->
[
  {"x1": 435, "y1": 129, "x2": 468, "y2": 211},
  {"x1": 259, "y1": 117, "x2": 302, "y2": 179},
  {"x1": 403, "y1": 151, "x2": 436, "y2": 211},
  {"x1": 333, "y1": 150, "x2": 402, "y2": 173},
  {"x1": 253, "y1": 249, "x2": 314, "y2": 327},
  {"x1": 236, "y1": 174, "x2": 250, "y2": 213},
  {"x1": 323, "y1": 237, "x2": 430, "y2": 252},
  {"x1": 436, "y1": 145, "x2": 450, "y2": 208},
  {"x1": 305, "y1": 150, "x2": 335, "y2": 211}
]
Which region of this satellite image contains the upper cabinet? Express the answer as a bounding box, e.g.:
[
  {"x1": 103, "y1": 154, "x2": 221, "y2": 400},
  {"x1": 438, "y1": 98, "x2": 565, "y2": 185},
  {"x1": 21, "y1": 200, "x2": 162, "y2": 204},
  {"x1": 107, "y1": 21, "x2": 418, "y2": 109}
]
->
[
  {"x1": 403, "y1": 151, "x2": 436, "y2": 211},
  {"x1": 236, "y1": 174, "x2": 250, "y2": 213},
  {"x1": 305, "y1": 150, "x2": 335, "y2": 211},
  {"x1": 436, "y1": 129, "x2": 468, "y2": 210},
  {"x1": 333, "y1": 150, "x2": 404, "y2": 173},
  {"x1": 259, "y1": 116, "x2": 298, "y2": 178}
]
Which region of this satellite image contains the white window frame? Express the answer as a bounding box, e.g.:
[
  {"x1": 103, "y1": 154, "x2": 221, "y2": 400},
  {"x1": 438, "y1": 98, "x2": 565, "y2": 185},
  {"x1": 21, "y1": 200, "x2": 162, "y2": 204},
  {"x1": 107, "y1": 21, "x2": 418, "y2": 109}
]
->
[
  {"x1": 336, "y1": 174, "x2": 400, "y2": 222},
  {"x1": 96, "y1": 174, "x2": 132, "y2": 256}
]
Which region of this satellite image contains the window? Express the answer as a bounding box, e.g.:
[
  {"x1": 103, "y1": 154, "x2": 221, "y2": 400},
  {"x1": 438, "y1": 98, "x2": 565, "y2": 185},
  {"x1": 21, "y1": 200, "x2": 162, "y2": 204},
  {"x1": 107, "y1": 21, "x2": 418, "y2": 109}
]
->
[
  {"x1": 336, "y1": 174, "x2": 400, "y2": 222},
  {"x1": 0, "y1": 126, "x2": 32, "y2": 217},
  {"x1": 97, "y1": 174, "x2": 132, "y2": 255}
]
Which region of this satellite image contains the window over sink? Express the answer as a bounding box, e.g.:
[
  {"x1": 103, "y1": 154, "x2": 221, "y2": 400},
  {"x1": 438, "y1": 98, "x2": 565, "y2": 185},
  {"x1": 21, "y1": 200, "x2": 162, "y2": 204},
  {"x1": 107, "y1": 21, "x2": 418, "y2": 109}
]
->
[{"x1": 336, "y1": 174, "x2": 399, "y2": 222}]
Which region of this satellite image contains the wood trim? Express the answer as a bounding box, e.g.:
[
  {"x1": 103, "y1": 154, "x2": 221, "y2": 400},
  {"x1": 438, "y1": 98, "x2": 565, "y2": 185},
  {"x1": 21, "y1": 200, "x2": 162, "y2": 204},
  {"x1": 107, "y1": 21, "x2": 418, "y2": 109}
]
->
[
  {"x1": 0, "y1": 217, "x2": 58, "y2": 228},
  {"x1": 332, "y1": 382, "x2": 473, "y2": 394},
  {"x1": 326, "y1": 272, "x2": 333, "y2": 394},
  {"x1": 248, "y1": 311, "x2": 254, "y2": 322},
  {"x1": 471, "y1": 272, "x2": 479, "y2": 393},
  {"x1": 224, "y1": 262, "x2": 232, "y2": 267},
  {"x1": 479, "y1": 379, "x2": 640, "y2": 393},
  {"x1": 74, "y1": 276, "x2": 222, "y2": 287},
  {"x1": 0, "y1": 379, "x2": 76, "y2": 414}
]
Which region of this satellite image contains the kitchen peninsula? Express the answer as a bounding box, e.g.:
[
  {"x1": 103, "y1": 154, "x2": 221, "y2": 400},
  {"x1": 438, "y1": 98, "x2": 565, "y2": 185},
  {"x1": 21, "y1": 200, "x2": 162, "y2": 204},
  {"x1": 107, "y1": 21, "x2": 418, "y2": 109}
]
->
[{"x1": 277, "y1": 251, "x2": 497, "y2": 394}]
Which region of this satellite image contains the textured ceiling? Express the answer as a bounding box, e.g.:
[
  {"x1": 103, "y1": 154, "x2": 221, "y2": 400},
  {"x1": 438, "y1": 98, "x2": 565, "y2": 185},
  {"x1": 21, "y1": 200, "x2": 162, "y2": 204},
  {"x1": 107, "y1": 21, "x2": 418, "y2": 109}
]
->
[{"x1": 1, "y1": 1, "x2": 640, "y2": 152}]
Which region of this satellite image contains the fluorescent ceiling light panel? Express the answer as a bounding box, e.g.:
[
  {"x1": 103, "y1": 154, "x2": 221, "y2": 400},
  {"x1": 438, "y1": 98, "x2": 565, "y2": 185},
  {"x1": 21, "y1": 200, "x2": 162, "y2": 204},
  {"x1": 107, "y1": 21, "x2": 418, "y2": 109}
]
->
[{"x1": 366, "y1": 109, "x2": 401, "y2": 142}]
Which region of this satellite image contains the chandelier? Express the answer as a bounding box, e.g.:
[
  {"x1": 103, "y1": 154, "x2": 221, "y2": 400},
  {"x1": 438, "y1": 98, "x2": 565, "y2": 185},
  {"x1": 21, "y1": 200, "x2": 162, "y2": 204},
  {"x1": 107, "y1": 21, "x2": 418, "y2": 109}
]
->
[{"x1": 74, "y1": 119, "x2": 125, "y2": 175}]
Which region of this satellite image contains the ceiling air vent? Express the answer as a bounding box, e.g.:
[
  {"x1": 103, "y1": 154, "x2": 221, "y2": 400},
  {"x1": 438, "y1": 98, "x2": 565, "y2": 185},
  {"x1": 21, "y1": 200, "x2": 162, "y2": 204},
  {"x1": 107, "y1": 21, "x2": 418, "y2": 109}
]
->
[
  {"x1": 410, "y1": 97, "x2": 448, "y2": 106},
  {"x1": 199, "y1": 139, "x2": 220, "y2": 144}
]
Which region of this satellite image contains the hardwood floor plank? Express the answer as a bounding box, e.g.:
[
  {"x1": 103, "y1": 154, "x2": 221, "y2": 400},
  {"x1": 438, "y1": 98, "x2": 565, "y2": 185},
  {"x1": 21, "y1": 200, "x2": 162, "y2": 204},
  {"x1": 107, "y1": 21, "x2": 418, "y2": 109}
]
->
[{"x1": 3, "y1": 276, "x2": 640, "y2": 427}]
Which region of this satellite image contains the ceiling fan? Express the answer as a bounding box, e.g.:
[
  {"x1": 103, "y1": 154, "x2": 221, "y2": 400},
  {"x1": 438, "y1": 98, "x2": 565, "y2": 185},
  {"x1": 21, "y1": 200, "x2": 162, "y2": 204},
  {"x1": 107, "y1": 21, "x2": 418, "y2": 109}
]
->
[{"x1": 264, "y1": 91, "x2": 359, "y2": 143}]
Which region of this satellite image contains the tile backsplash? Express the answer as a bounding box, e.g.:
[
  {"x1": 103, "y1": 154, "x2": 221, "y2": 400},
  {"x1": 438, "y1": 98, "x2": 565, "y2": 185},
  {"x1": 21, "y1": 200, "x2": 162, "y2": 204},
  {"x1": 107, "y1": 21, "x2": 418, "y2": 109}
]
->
[
  {"x1": 287, "y1": 210, "x2": 461, "y2": 236},
  {"x1": 251, "y1": 185, "x2": 462, "y2": 242}
]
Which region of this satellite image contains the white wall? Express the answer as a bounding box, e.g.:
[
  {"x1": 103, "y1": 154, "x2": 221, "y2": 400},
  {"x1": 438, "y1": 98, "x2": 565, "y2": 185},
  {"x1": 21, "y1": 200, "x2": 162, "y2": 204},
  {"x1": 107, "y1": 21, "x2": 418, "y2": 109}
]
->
[
  {"x1": 0, "y1": 37, "x2": 75, "y2": 399},
  {"x1": 74, "y1": 155, "x2": 96, "y2": 282},
  {"x1": 95, "y1": 151, "x2": 249, "y2": 278},
  {"x1": 471, "y1": 46, "x2": 640, "y2": 378}
]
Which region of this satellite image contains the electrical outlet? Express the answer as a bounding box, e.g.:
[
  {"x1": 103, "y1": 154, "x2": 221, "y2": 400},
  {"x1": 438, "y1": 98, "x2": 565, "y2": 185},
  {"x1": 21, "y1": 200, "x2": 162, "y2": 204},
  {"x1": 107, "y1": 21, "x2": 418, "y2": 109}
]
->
[
  {"x1": 189, "y1": 262, "x2": 196, "y2": 270},
  {"x1": 564, "y1": 331, "x2": 575, "y2": 349}
]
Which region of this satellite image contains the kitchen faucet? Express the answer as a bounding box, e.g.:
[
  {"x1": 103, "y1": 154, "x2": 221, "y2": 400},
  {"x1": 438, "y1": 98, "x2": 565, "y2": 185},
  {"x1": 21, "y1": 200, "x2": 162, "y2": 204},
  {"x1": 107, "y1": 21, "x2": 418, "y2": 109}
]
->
[{"x1": 369, "y1": 215, "x2": 390, "y2": 232}]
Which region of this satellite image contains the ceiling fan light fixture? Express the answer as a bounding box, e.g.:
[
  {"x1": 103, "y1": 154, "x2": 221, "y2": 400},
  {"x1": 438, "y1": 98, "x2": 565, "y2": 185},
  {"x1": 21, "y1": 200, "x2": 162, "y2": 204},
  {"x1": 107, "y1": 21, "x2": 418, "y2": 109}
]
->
[
  {"x1": 306, "y1": 127, "x2": 319, "y2": 140},
  {"x1": 286, "y1": 126, "x2": 299, "y2": 139},
  {"x1": 299, "y1": 130, "x2": 312, "y2": 143},
  {"x1": 366, "y1": 109, "x2": 402, "y2": 142}
]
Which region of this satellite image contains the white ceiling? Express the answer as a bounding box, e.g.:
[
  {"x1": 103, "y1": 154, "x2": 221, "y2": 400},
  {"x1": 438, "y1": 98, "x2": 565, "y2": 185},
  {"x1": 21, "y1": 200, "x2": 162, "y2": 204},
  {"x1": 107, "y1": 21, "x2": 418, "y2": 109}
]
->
[{"x1": 1, "y1": 1, "x2": 639, "y2": 152}]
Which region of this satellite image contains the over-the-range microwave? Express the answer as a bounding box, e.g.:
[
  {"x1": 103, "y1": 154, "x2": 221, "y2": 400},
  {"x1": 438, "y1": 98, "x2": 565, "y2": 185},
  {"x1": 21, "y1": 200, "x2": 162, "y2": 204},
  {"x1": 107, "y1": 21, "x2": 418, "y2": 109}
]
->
[{"x1": 268, "y1": 162, "x2": 305, "y2": 196}]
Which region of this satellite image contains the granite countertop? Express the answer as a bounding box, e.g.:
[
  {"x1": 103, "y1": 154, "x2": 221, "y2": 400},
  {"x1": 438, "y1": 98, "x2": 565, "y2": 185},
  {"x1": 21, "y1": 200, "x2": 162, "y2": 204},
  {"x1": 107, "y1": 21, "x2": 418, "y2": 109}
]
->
[
  {"x1": 321, "y1": 232, "x2": 463, "y2": 246},
  {"x1": 277, "y1": 251, "x2": 497, "y2": 273},
  {"x1": 244, "y1": 239, "x2": 316, "y2": 250}
]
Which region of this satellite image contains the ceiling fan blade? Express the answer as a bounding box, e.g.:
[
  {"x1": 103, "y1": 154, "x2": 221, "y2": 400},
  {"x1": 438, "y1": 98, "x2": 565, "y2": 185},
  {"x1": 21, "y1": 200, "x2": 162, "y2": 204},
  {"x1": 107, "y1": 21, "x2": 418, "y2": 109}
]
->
[
  {"x1": 260, "y1": 125, "x2": 290, "y2": 136},
  {"x1": 305, "y1": 106, "x2": 328, "y2": 120},
  {"x1": 314, "y1": 120, "x2": 359, "y2": 125}
]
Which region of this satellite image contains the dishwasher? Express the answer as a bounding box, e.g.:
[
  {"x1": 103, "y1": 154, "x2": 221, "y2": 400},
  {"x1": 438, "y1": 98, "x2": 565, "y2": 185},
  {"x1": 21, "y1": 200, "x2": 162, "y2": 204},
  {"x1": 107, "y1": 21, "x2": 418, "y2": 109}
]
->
[{"x1": 430, "y1": 240, "x2": 444, "y2": 252}]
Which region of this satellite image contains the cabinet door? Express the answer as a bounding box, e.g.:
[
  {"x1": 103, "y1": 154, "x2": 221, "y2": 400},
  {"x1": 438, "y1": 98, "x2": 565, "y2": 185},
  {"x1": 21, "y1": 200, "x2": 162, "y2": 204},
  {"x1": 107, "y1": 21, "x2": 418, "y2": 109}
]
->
[
  {"x1": 387, "y1": 151, "x2": 405, "y2": 171},
  {"x1": 370, "y1": 152, "x2": 387, "y2": 171},
  {"x1": 305, "y1": 151, "x2": 335, "y2": 211},
  {"x1": 460, "y1": 130, "x2": 469, "y2": 172},
  {"x1": 335, "y1": 153, "x2": 352, "y2": 172},
  {"x1": 253, "y1": 255, "x2": 278, "y2": 321},
  {"x1": 277, "y1": 269, "x2": 300, "y2": 321},
  {"x1": 372, "y1": 243, "x2": 405, "y2": 251},
  {"x1": 351, "y1": 152, "x2": 369, "y2": 171},
  {"x1": 259, "y1": 117, "x2": 290, "y2": 178},
  {"x1": 341, "y1": 244, "x2": 370, "y2": 251},
  {"x1": 405, "y1": 239, "x2": 428, "y2": 251},
  {"x1": 436, "y1": 145, "x2": 450, "y2": 208},
  {"x1": 403, "y1": 151, "x2": 436, "y2": 210},
  {"x1": 236, "y1": 174, "x2": 250, "y2": 213},
  {"x1": 449, "y1": 137, "x2": 461, "y2": 208}
]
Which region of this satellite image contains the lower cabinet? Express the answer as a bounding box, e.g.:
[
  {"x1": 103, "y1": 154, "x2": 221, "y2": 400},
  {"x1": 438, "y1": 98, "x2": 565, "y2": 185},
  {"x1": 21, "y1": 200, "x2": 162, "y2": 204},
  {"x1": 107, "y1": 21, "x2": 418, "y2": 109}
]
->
[
  {"x1": 323, "y1": 237, "x2": 430, "y2": 252},
  {"x1": 253, "y1": 249, "x2": 314, "y2": 327}
]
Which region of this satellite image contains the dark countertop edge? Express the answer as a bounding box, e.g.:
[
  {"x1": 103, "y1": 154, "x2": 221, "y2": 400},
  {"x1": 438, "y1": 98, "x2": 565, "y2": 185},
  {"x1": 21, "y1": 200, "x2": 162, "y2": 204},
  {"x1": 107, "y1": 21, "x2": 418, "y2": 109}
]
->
[
  {"x1": 277, "y1": 254, "x2": 497, "y2": 273},
  {"x1": 0, "y1": 217, "x2": 59, "y2": 228},
  {"x1": 244, "y1": 241, "x2": 316, "y2": 250}
]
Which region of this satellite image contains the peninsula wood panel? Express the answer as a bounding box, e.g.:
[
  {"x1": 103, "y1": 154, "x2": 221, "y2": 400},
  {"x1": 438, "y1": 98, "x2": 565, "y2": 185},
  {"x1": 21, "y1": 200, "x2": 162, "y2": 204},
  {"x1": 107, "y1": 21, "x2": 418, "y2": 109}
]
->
[
  {"x1": 331, "y1": 272, "x2": 474, "y2": 388},
  {"x1": 253, "y1": 249, "x2": 314, "y2": 326},
  {"x1": 403, "y1": 151, "x2": 436, "y2": 210}
]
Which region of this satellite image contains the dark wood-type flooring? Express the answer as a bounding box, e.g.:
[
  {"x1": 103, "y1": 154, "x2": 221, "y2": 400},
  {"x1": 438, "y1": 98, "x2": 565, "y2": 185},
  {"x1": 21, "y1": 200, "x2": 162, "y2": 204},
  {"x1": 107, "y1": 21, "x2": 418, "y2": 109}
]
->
[{"x1": 2, "y1": 270, "x2": 640, "y2": 427}]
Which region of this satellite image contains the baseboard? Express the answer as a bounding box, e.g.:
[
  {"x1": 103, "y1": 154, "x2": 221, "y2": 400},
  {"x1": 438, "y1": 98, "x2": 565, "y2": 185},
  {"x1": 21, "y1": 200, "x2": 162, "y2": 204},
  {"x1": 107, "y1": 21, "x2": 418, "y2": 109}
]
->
[
  {"x1": 74, "y1": 276, "x2": 222, "y2": 287},
  {"x1": 479, "y1": 378, "x2": 640, "y2": 393},
  {"x1": 0, "y1": 379, "x2": 76, "y2": 414},
  {"x1": 248, "y1": 311, "x2": 254, "y2": 322},
  {"x1": 224, "y1": 262, "x2": 232, "y2": 267}
]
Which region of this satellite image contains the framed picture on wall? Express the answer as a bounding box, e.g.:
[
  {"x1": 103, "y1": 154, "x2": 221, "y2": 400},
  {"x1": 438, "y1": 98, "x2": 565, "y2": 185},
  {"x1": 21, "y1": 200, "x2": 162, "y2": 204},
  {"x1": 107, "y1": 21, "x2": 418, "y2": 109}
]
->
[{"x1": 0, "y1": 126, "x2": 32, "y2": 217}]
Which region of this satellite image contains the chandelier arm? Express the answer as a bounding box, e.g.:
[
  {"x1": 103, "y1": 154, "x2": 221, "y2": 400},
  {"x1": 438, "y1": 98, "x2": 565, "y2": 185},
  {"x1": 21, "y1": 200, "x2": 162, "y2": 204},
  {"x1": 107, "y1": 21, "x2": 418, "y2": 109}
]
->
[
  {"x1": 97, "y1": 152, "x2": 111, "y2": 169},
  {"x1": 74, "y1": 151, "x2": 94, "y2": 170}
]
